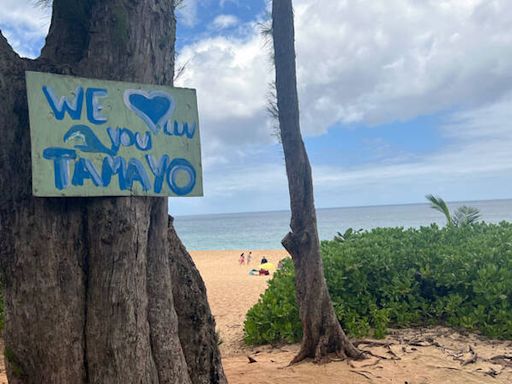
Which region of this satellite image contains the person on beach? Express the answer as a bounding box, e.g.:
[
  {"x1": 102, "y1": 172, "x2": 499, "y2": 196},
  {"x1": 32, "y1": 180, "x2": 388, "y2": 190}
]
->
[
  {"x1": 247, "y1": 251, "x2": 252, "y2": 265},
  {"x1": 260, "y1": 256, "x2": 268, "y2": 264},
  {"x1": 239, "y1": 253, "x2": 245, "y2": 265}
]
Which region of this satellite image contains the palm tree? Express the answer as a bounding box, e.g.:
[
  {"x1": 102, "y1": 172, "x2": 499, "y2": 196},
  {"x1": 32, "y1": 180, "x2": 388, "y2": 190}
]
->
[
  {"x1": 426, "y1": 194, "x2": 452, "y2": 225},
  {"x1": 452, "y1": 205, "x2": 481, "y2": 226},
  {"x1": 426, "y1": 194, "x2": 481, "y2": 226}
]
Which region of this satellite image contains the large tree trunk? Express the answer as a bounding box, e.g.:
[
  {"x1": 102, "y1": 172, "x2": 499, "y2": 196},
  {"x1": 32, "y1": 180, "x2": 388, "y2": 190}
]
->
[
  {"x1": 0, "y1": 1, "x2": 225, "y2": 383},
  {"x1": 271, "y1": 0, "x2": 364, "y2": 364}
]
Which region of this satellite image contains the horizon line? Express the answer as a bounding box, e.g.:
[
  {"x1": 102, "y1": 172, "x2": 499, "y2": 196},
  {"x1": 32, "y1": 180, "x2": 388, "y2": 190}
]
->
[{"x1": 171, "y1": 197, "x2": 512, "y2": 219}]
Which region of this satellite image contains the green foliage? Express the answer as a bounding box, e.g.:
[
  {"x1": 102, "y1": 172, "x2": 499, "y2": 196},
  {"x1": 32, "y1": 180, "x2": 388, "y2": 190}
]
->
[
  {"x1": 244, "y1": 259, "x2": 301, "y2": 345},
  {"x1": 244, "y1": 222, "x2": 512, "y2": 345},
  {"x1": 426, "y1": 194, "x2": 481, "y2": 227},
  {"x1": 426, "y1": 194, "x2": 452, "y2": 225},
  {"x1": 453, "y1": 205, "x2": 481, "y2": 226}
]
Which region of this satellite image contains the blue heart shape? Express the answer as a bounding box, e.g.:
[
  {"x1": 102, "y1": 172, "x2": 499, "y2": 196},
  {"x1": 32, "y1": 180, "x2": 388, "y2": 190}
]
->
[{"x1": 124, "y1": 90, "x2": 175, "y2": 134}]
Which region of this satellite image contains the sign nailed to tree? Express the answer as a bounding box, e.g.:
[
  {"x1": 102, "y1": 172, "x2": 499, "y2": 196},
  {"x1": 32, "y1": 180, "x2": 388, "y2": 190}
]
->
[{"x1": 26, "y1": 71, "x2": 203, "y2": 197}]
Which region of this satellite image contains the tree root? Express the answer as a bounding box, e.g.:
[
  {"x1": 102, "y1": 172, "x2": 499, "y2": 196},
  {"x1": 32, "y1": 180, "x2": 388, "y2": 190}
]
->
[
  {"x1": 353, "y1": 340, "x2": 394, "y2": 348},
  {"x1": 350, "y1": 370, "x2": 375, "y2": 382},
  {"x1": 290, "y1": 334, "x2": 365, "y2": 365},
  {"x1": 289, "y1": 349, "x2": 310, "y2": 366}
]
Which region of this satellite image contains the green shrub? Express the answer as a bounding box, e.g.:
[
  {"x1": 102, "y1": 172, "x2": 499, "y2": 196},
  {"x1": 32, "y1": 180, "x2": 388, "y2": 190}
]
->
[
  {"x1": 244, "y1": 259, "x2": 301, "y2": 345},
  {"x1": 244, "y1": 222, "x2": 512, "y2": 345}
]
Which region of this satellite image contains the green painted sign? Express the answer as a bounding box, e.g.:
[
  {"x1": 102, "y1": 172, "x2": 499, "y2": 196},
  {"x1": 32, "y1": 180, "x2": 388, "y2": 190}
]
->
[{"x1": 26, "y1": 71, "x2": 202, "y2": 197}]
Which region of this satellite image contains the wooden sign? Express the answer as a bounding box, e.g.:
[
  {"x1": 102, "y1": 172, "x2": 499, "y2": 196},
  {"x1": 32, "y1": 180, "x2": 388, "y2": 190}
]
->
[{"x1": 26, "y1": 71, "x2": 202, "y2": 197}]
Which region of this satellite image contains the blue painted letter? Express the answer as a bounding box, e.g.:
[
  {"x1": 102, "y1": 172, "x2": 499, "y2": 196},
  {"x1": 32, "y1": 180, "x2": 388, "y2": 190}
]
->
[
  {"x1": 125, "y1": 158, "x2": 151, "y2": 191},
  {"x1": 146, "y1": 154, "x2": 169, "y2": 193},
  {"x1": 42, "y1": 86, "x2": 84, "y2": 120},
  {"x1": 43, "y1": 148, "x2": 77, "y2": 190},
  {"x1": 135, "y1": 132, "x2": 152, "y2": 151},
  {"x1": 72, "y1": 158, "x2": 103, "y2": 187},
  {"x1": 101, "y1": 156, "x2": 127, "y2": 189},
  {"x1": 167, "y1": 158, "x2": 196, "y2": 196},
  {"x1": 85, "y1": 87, "x2": 108, "y2": 124},
  {"x1": 173, "y1": 121, "x2": 196, "y2": 139}
]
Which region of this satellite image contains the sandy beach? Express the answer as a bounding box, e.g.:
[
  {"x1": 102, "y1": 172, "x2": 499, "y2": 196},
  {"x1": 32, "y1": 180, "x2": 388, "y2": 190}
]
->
[
  {"x1": 191, "y1": 250, "x2": 512, "y2": 384},
  {"x1": 190, "y1": 250, "x2": 288, "y2": 356}
]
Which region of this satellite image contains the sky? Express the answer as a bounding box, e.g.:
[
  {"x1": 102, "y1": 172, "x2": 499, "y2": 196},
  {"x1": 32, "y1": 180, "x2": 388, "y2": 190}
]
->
[{"x1": 1, "y1": 0, "x2": 512, "y2": 216}]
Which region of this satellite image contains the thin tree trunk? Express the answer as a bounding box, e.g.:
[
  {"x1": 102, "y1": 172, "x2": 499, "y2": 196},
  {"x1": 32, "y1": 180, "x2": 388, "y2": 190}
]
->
[
  {"x1": 271, "y1": 0, "x2": 364, "y2": 364},
  {"x1": 0, "y1": 1, "x2": 225, "y2": 382}
]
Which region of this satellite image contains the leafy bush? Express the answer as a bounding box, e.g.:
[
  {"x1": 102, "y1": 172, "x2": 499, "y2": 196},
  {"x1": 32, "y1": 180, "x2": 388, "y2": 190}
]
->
[
  {"x1": 244, "y1": 222, "x2": 512, "y2": 345},
  {"x1": 244, "y1": 259, "x2": 301, "y2": 344}
]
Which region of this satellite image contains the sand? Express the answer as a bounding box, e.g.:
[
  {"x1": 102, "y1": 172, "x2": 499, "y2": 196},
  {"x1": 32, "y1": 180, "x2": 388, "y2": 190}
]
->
[
  {"x1": 191, "y1": 250, "x2": 512, "y2": 384},
  {"x1": 1, "y1": 249, "x2": 511, "y2": 383},
  {"x1": 191, "y1": 250, "x2": 288, "y2": 356}
]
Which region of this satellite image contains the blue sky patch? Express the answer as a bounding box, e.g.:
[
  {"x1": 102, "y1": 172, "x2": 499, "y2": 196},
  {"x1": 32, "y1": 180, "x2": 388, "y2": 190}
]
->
[{"x1": 306, "y1": 114, "x2": 448, "y2": 168}]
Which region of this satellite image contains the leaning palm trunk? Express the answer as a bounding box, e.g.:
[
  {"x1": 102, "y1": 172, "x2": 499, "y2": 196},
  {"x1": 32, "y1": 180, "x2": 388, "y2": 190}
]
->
[{"x1": 271, "y1": 0, "x2": 364, "y2": 364}]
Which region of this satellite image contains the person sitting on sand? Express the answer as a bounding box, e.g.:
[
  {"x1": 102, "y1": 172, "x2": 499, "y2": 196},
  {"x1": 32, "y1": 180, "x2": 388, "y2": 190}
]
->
[
  {"x1": 239, "y1": 253, "x2": 245, "y2": 265},
  {"x1": 260, "y1": 256, "x2": 268, "y2": 264}
]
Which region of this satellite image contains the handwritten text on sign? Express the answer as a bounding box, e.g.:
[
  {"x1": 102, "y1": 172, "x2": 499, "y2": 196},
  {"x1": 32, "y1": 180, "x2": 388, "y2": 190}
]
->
[{"x1": 26, "y1": 72, "x2": 202, "y2": 197}]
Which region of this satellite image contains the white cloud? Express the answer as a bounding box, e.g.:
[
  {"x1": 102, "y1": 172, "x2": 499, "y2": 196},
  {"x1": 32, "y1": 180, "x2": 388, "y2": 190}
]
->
[
  {"x1": 293, "y1": 0, "x2": 512, "y2": 134},
  {"x1": 0, "y1": 0, "x2": 50, "y2": 58},
  {"x1": 220, "y1": 0, "x2": 238, "y2": 7},
  {"x1": 211, "y1": 14, "x2": 239, "y2": 30},
  {"x1": 178, "y1": 0, "x2": 512, "y2": 141},
  {"x1": 176, "y1": 29, "x2": 275, "y2": 166},
  {"x1": 177, "y1": 0, "x2": 199, "y2": 27}
]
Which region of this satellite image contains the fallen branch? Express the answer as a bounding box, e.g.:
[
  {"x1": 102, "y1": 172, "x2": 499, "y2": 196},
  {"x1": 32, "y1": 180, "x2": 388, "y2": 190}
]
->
[
  {"x1": 461, "y1": 345, "x2": 478, "y2": 366},
  {"x1": 359, "y1": 359, "x2": 382, "y2": 368},
  {"x1": 385, "y1": 346, "x2": 401, "y2": 360},
  {"x1": 360, "y1": 349, "x2": 400, "y2": 361},
  {"x1": 350, "y1": 370, "x2": 374, "y2": 382},
  {"x1": 487, "y1": 355, "x2": 512, "y2": 368},
  {"x1": 353, "y1": 340, "x2": 394, "y2": 348},
  {"x1": 425, "y1": 364, "x2": 462, "y2": 371},
  {"x1": 406, "y1": 338, "x2": 443, "y2": 348}
]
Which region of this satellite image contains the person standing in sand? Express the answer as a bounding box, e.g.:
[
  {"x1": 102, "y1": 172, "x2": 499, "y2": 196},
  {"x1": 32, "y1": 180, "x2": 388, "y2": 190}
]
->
[
  {"x1": 247, "y1": 252, "x2": 252, "y2": 265},
  {"x1": 239, "y1": 253, "x2": 245, "y2": 265}
]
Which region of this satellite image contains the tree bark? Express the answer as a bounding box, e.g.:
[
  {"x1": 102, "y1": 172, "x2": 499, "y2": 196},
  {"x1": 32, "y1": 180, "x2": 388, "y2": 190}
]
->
[
  {"x1": 271, "y1": 0, "x2": 364, "y2": 364},
  {"x1": 168, "y1": 216, "x2": 227, "y2": 384},
  {"x1": 0, "y1": 1, "x2": 224, "y2": 383}
]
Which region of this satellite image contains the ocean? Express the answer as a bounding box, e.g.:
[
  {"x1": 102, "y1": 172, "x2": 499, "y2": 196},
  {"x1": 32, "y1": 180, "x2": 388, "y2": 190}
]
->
[{"x1": 173, "y1": 199, "x2": 512, "y2": 251}]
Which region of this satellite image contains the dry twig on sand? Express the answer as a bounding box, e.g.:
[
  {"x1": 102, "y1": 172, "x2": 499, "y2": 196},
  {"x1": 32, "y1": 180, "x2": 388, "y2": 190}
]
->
[{"x1": 461, "y1": 345, "x2": 478, "y2": 366}]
